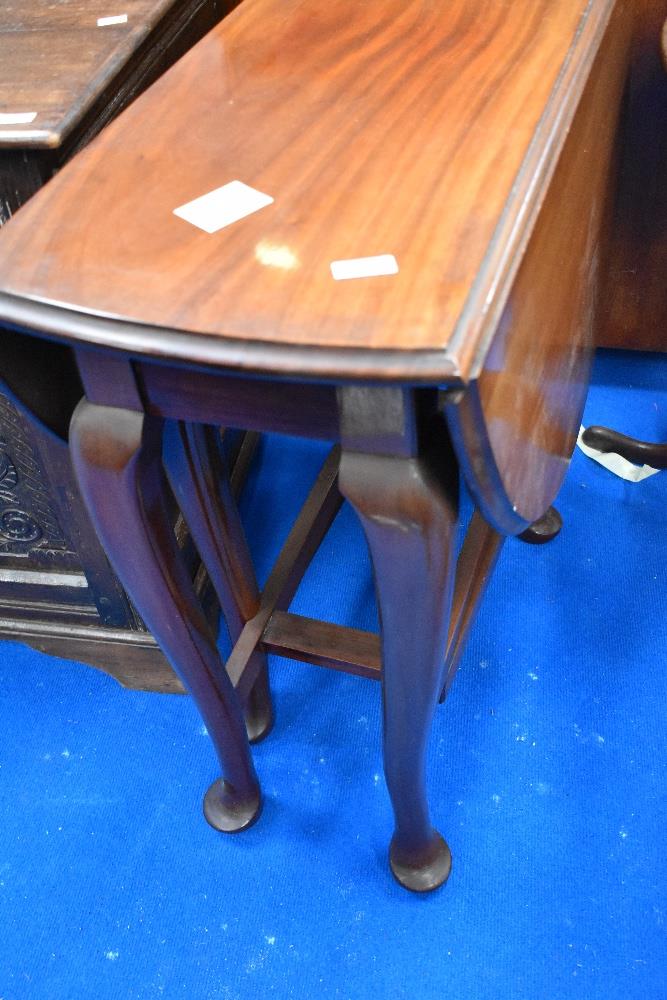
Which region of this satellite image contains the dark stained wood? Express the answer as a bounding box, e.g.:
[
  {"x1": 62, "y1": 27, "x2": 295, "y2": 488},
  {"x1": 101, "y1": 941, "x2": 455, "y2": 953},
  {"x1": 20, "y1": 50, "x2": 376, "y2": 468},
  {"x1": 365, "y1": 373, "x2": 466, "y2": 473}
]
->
[
  {"x1": 339, "y1": 387, "x2": 458, "y2": 893},
  {"x1": 518, "y1": 506, "x2": 564, "y2": 545},
  {"x1": 255, "y1": 509, "x2": 507, "y2": 692},
  {"x1": 163, "y1": 423, "x2": 262, "y2": 638},
  {"x1": 250, "y1": 510, "x2": 508, "y2": 694},
  {"x1": 0, "y1": 387, "x2": 138, "y2": 624},
  {"x1": 69, "y1": 400, "x2": 261, "y2": 831},
  {"x1": 261, "y1": 611, "x2": 381, "y2": 681},
  {"x1": 441, "y1": 511, "x2": 504, "y2": 701},
  {"x1": 0, "y1": 421, "x2": 259, "y2": 695},
  {"x1": 0, "y1": 617, "x2": 186, "y2": 693},
  {"x1": 0, "y1": 329, "x2": 83, "y2": 440},
  {"x1": 597, "y1": 0, "x2": 667, "y2": 351},
  {"x1": 139, "y1": 362, "x2": 340, "y2": 439},
  {"x1": 77, "y1": 347, "x2": 144, "y2": 411},
  {"x1": 0, "y1": 295, "x2": 459, "y2": 383},
  {"x1": 162, "y1": 420, "x2": 273, "y2": 742},
  {"x1": 0, "y1": 0, "x2": 632, "y2": 890},
  {"x1": 227, "y1": 429, "x2": 260, "y2": 499},
  {"x1": 0, "y1": 0, "x2": 236, "y2": 685},
  {"x1": 0, "y1": 0, "x2": 619, "y2": 380},
  {"x1": 226, "y1": 445, "x2": 343, "y2": 698},
  {"x1": 0, "y1": 149, "x2": 53, "y2": 226},
  {"x1": 582, "y1": 425, "x2": 667, "y2": 467},
  {"x1": 0, "y1": 1, "x2": 231, "y2": 151},
  {"x1": 447, "y1": 0, "x2": 632, "y2": 531},
  {"x1": 0, "y1": 379, "x2": 221, "y2": 692},
  {"x1": 0, "y1": 0, "x2": 234, "y2": 222}
]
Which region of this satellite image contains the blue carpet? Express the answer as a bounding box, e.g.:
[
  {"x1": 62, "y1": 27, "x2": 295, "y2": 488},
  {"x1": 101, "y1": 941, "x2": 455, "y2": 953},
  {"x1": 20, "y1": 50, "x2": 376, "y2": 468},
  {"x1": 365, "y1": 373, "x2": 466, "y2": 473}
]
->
[{"x1": 0, "y1": 350, "x2": 665, "y2": 999}]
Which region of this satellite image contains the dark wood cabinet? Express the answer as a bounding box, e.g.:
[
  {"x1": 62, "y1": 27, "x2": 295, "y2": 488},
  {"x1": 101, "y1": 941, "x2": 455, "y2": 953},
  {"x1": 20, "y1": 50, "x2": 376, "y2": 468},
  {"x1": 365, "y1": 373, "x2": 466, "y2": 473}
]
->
[
  {"x1": 0, "y1": 0, "x2": 238, "y2": 688},
  {"x1": 0, "y1": 387, "x2": 186, "y2": 690}
]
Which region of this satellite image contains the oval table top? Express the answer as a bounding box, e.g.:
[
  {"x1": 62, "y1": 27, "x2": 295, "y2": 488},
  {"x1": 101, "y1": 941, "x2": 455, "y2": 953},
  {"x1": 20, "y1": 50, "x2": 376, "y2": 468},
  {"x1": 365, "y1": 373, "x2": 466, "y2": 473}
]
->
[{"x1": 0, "y1": 0, "x2": 617, "y2": 382}]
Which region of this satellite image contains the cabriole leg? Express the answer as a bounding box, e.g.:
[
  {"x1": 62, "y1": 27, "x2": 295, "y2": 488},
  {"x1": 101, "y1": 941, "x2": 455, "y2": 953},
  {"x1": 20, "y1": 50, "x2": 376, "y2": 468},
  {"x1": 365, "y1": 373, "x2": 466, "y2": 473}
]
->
[
  {"x1": 163, "y1": 421, "x2": 273, "y2": 743},
  {"x1": 338, "y1": 388, "x2": 459, "y2": 892},
  {"x1": 70, "y1": 400, "x2": 261, "y2": 833}
]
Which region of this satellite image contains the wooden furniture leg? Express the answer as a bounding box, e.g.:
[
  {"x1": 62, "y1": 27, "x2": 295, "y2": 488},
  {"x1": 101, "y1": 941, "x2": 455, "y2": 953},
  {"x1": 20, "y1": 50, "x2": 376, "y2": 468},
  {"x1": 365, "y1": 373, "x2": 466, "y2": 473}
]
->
[
  {"x1": 162, "y1": 421, "x2": 273, "y2": 743},
  {"x1": 441, "y1": 510, "x2": 505, "y2": 700},
  {"x1": 69, "y1": 400, "x2": 261, "y2": 833},
  {"x1": 518, "y1": 505, "x2": 563, "y2": 544},
  {"x1": 338, "y1": 388, "x2": 458, "y2": 892}
]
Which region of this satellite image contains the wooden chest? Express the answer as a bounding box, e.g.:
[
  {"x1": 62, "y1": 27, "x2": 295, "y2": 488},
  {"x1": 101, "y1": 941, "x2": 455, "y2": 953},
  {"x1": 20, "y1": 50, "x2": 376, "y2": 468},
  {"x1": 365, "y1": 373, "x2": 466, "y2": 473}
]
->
[{"x1": 0, "y1": 0, "x2": 235, "y2": 689}]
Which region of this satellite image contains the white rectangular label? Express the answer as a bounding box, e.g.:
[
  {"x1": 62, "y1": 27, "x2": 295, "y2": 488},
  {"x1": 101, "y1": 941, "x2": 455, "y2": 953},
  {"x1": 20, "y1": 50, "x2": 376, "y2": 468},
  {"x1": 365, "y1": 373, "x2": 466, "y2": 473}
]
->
[
  {"x1": 0, "y1": 112, "x2": 37, "y2": 125},
  {"x1": 97, "y1": 14, "x2": 128, "y2": 26},
  {"x1": 330, "y1": 254, "x2": 399, "y2": 280},
  {"x1": 0, "y1": 569, "x2": 88, "y2": 587},
  {"x1": 173, "y1": 180, "x2": 274, "y2": 234}
]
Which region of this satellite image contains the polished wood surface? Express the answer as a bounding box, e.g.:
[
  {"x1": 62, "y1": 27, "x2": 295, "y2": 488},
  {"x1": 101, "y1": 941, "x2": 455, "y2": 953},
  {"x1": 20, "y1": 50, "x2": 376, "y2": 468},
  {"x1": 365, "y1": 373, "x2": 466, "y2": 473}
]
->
[
  {"x1": 597, "y1": 0, "x2": 667, "y2": 351},
  {"x1": 162, "y1": 420, "x2": 273, "y2": 742},
  {"x1": 0, "y1": 0, "x2": 232, "y2": 222},
  {"x1": 224, "y1": 445, "x2": 342, "y2": 697},
  {"x1": 0, "y1": 0, "x2": 633, "y2": 890},
  {"x1": 338, "y1": 387, "x2": 458, "y2": 892},
  {"x1": 0, "y1": 0, "x2": 227, "y2": 149},
  {"x1": 0, "y1": 0, "x2": 617, "y2": 378},
  {"x1": 449, "y1": 0, "x2": 631, "y2": 527},
  {"x1": 70, "y1": 400, "x2": 262, "y2": 832},
  {"x1": 440, "y1": 510, "x2": 504, "y2": 700}
]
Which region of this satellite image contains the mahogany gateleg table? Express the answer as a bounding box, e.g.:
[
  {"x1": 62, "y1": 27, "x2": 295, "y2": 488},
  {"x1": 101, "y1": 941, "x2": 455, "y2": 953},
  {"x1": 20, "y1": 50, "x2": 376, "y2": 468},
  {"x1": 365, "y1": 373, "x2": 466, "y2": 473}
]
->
[{"x1": 0, "y1": 0, "x2": 632, "y2": 891}]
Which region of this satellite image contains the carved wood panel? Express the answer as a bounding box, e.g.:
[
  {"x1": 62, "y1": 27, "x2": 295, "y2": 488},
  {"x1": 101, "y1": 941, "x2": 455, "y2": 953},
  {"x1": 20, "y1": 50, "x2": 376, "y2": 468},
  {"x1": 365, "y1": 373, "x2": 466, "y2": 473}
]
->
[{"x1": 0, "y1": 392, "x2": 79, "y2": 567}]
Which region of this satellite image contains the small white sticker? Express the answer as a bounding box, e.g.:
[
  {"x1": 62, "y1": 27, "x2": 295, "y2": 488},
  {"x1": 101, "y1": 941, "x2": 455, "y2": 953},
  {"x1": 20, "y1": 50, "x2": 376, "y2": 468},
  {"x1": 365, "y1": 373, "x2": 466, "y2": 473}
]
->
[
  {"x1": 97, "y1": 14, "x2": 128, "y2": 26},
  {"x1": 173, "y1": 180, "x2": 274, "y2": 234},
  {"x1": 0, "y1": 112, "x2": 37, "y2": 125},
  {"x1": 330, "y1": 254, "x2": 399, "y2": 280}
]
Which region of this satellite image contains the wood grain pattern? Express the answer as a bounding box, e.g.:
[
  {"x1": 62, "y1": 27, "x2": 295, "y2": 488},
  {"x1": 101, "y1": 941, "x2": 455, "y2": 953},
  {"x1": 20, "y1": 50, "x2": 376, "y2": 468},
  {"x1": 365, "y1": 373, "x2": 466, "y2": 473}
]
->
[
  {"x1": 448, "y1": 0, "x2": 631, "y2": 529},
  {"x1": 139, "y1": 362, "x2": 340, "y2": 439},
  {"x1": 0, "y1": 0, "x2": 233, "y2": 223},
  {"x1": 0, "y1": 0, "x2": 228, "y2": 149},
  {"x1": 0, "y1": 0, "x2": 617, "y2": 379},
  {"x1": 0, "y1": 0, "x2": 633, "y2": 890},
  {"x1": 261, "y1": 611, "x2": 381, "y2": 681}
]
